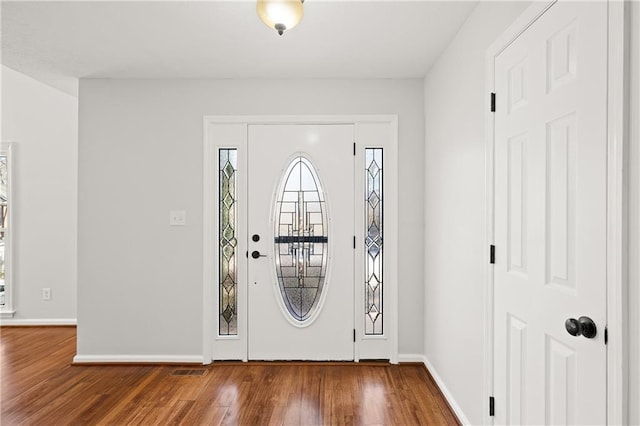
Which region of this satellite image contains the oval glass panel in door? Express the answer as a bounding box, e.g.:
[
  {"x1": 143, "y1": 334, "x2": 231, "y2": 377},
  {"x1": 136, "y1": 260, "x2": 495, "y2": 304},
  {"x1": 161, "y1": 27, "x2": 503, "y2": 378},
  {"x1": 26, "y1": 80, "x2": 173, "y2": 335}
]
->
[{"x1": 274, "y1": 156, "x2": 328, "y2": 323}]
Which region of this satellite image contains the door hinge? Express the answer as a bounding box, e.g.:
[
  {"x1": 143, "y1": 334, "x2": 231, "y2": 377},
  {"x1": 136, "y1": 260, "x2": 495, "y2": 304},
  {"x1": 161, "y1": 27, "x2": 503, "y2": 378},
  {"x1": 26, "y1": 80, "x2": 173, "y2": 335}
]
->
[
  {"x1": 353, "y1": 329, "x2": 356, "y2": 342},
  {"x1": 604, "y1": 326, "x2": 608, "y2": 344},
  {"x1": 489, "y1": 396, "x2": 495, "y2": 416},
  {"x1": 490, "y1": 93, "x2": 496, "y2": 112},
  {"x1": 490, "y1": 245, "x2": 495, "y2": 264},
  {"x1": 353, "y1": 142, "x2": 356, "y2": 156},
  {"x1": 353, "y1": 236, "x2": 356, "y2": 249}
]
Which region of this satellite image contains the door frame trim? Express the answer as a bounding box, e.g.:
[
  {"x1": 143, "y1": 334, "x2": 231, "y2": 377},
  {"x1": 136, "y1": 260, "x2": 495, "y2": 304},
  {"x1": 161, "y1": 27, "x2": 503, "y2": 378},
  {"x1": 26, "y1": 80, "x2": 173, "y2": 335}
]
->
[
  {"x1": 203, "y1": 115, "x2": 399, "y2": 364},
  {"x1": 484, "y1": 1, "x2": 629, "y2": 424}
]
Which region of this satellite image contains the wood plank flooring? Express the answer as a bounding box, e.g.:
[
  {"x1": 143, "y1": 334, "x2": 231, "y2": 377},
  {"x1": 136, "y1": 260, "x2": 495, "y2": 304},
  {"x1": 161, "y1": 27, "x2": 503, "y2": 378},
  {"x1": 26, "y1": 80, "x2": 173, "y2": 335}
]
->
[{"x1": 0, "y1": 327, "x2": 459, "y2": 425}]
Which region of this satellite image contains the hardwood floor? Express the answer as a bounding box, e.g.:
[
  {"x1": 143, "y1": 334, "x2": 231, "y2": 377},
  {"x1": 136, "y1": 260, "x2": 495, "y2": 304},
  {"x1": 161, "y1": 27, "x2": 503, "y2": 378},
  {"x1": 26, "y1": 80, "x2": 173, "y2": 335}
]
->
[{"x1": 0, "y1": 327, "x2": 459, "y2": 425}]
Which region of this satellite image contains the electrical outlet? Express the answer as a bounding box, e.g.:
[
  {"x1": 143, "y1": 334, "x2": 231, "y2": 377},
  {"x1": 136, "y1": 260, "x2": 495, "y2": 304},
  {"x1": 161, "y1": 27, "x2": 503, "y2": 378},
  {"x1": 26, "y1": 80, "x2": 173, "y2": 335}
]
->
[{"x1": 42, "y1": 288, "x2": 51, "y2": 301}]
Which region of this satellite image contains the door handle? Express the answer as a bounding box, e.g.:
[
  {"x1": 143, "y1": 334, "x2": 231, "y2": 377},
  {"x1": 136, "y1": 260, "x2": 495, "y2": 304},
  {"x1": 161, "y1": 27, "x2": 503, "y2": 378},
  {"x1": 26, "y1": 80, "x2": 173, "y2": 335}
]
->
[
  {"x1": 564, "y1": 316, "x2": 597, "y2": 339},
  {"x1": 251, "y1": 250, "x2": 267, "y2": 259}
]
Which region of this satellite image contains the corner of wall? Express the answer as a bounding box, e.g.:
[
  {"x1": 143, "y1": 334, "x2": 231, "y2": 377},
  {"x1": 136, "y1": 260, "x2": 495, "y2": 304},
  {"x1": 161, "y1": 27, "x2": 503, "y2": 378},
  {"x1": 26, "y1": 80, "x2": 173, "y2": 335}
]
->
[{"x1": 422, "y1": 355, "x2": 472, "y2": 425}]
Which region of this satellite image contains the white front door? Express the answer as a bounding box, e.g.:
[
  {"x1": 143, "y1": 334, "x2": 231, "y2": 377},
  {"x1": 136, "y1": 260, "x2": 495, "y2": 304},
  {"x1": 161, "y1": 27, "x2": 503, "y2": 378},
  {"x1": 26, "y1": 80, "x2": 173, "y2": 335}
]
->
[
  {"x1": 247, "y1": 124, "x2": 354, "y2": 360},
  {"x1": 493, "y1": 2, "x2": 607, "y2": 424}
]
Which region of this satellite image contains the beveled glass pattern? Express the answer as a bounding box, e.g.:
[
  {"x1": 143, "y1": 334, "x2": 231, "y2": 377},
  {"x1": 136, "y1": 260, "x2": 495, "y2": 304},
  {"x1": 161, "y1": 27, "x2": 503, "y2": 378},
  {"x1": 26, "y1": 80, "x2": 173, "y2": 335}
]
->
[
  {"x1": 219, "y1": 149, "x2": 237, "y2": 335},
  {"x1": 365, "y1": 148, "x2": 383, "y2": 335},
  {"x1": 274, "y1": 157, "x2": 328, "y2": 322}
]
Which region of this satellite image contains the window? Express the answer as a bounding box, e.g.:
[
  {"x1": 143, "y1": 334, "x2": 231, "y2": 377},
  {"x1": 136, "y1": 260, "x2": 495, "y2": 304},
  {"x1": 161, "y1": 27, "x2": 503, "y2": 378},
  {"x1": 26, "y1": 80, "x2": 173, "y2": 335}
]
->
[
  {"x1": 0, "y1": 144, "x2": 14, "y2": 317},
  {"x1": 219, "y1": 149, "x2": 238, "y2": 335},
  {"x1": 365, "y1": 148, "x2": 383, "y2": 335},
  {"x1": 274, "y1": 156, "x2": 328, "y2": 323}
]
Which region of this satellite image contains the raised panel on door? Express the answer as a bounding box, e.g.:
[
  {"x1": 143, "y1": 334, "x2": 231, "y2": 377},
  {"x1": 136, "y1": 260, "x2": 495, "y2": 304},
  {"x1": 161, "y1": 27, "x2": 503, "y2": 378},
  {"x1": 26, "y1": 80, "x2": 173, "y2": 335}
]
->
[
  {"x1": 545, "y1": 336, "x2": 577, "y2": 425},
  {"x1": 507, "y1": 132, "x2": 528, "y2": 277},
  {"x1": 507, "y1": 314, "x2": 527, "y2": 425},
  {"x1": 493, "y1": 2, "x2": 607, "y2": 424},
  {"x1": 546, "y1": 113, "x2": 577, "y2": 291}
]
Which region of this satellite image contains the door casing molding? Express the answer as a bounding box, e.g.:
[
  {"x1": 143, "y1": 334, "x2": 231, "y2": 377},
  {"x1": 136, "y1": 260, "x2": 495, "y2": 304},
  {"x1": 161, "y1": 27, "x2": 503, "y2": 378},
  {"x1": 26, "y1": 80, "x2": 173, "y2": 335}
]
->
[
  {"x1": 203, "y1": 115, "x2": 399, "y2": 364},
  {"x1": 484, "y1": 1, "x2": 629, "y2": 424}
]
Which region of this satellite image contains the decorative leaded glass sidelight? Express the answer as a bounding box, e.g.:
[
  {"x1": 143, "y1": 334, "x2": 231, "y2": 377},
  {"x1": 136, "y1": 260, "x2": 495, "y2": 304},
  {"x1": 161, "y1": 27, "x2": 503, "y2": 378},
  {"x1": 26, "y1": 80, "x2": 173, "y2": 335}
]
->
[
  {"x1": 365, "y1": 148, "x2": 383, "y2": 335},
  {"x1": 219, "y1": 149, "x2": 237, "y2": 335},
  {"x1": 274, "y1": 156, "x2": 328, "y2": 322}
]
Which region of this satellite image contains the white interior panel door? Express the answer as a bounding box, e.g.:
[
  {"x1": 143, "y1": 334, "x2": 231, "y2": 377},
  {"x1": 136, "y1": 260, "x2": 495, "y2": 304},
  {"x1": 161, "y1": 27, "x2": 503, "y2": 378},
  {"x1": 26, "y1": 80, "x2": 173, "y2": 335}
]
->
[
  {"x1": 494, "y1": 2, "x2": 607, "y2": 424},
  {"x1": 248, "y1": 124, "x2": 354, "y2": 360}
]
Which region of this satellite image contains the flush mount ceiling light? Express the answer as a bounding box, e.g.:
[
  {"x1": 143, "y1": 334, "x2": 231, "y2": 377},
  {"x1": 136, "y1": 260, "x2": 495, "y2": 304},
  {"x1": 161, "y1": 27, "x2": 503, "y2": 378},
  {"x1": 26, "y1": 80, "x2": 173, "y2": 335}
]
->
[{"x1": 257, "y1": 0, "x2": 304, "y2": 36}]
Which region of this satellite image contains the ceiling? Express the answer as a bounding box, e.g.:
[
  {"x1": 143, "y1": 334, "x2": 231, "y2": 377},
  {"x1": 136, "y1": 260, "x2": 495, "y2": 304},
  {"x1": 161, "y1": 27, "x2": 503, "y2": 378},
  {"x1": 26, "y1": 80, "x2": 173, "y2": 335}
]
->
[{"x1": 1, "y1": 1, "x2": 478, "y2": 96}]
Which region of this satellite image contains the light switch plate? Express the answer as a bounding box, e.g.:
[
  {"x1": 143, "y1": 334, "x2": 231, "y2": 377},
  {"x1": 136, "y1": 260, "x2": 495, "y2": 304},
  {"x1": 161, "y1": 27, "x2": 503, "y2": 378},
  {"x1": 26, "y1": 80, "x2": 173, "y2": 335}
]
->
[{"x1": 169, "y1": 210, "x2": 186, "y2": 226}]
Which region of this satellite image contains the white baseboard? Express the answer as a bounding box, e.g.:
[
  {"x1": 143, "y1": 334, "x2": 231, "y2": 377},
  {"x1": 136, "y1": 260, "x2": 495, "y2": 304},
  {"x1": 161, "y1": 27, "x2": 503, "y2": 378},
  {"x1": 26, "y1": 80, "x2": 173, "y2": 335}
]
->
[
  {"x1": 73, "y1": 354, "x2": 204, "y2": 364},
  {"x1": 0, "y1": 318, "x2": 77, "y2": 326},
  {"x1": 398, "y1": 353, "x2": 427, "y2": 363},
  {"x1": 423, "y1": 356, "x2": 471, "y2": 425}
]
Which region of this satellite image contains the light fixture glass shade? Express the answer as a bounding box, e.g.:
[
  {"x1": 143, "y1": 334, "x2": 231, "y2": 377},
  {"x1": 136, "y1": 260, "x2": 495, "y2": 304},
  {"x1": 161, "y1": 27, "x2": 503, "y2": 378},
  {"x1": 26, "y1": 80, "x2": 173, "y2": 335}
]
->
[{"x1": 257, "y1": 0, "x2": 303, "y2": 35}]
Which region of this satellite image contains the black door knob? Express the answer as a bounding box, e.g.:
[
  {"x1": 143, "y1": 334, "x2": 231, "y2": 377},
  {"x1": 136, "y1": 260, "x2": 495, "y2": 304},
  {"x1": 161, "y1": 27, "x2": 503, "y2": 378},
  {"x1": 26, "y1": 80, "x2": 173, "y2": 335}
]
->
[
  {"x1": 565, "y1": 318, "x2": 581, "y2": 336},
  {"x1": 578, "y1": 316, "x2": 597, "y2": 339},
  {"x1": 252, "y1": 234, "x2": 260, "y2": 242},
  {"x1": 565, "y1": 316, "x2": 597, "y2": 339},
  {"x1": 251, "y1": 250, "x2": 266, "y2": 259}
]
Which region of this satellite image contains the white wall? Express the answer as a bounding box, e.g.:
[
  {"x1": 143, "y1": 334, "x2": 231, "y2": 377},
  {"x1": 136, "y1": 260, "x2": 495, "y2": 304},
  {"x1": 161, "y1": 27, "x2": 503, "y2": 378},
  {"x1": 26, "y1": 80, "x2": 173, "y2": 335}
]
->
[
  {"x1": 0, "y1": 66, "x2": 78, "y2": 323},
  {"x1": 628, "y1": 1, "x2": 639, "y2": 423},
  {"x1": 422, "y1": 2, "x2": 530, "y2": 424},
  {"x1": 76, "y1": 79, "x2": 425, "y2": 359},
  {"x1": 423, "y1": 2, "x2": 639, "y2": 423}
]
